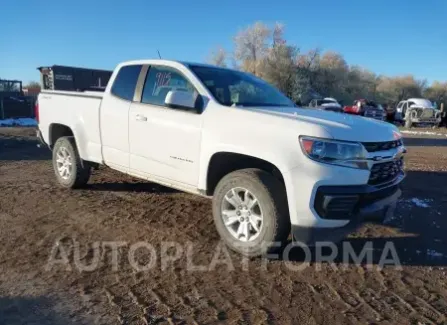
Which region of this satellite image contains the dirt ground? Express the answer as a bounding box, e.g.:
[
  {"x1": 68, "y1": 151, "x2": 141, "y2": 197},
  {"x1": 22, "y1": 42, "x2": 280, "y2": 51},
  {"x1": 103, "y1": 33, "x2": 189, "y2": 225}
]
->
[{"x1": 1, "y1": 127, "x2": 447, "y2": 325}]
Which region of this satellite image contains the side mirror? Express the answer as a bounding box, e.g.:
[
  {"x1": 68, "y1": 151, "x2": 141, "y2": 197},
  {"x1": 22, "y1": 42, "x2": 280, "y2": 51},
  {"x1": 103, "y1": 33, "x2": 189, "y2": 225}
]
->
[{"x1": 165, "y1": 90, "x2": 199, "y2": 113}]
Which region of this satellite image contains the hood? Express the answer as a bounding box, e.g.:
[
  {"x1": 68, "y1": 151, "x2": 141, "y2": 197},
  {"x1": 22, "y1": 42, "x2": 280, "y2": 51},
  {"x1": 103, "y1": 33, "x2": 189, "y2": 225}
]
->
[
  {"x1": 250, "y1": 106, "x2": 399, "y2": 142},
  {"x1": 408, "y1": 98, "x2": 433, "y2": 109}
]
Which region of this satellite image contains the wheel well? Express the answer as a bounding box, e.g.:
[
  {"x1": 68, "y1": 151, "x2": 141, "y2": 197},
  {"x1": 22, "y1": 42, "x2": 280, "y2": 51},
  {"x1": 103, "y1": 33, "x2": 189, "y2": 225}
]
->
[
  {"x1": 206, "y1": 152, "x2": 284, "y2": 196},
  {"x1": 49, "y1": 123, "x2": 74, "y2": 147}
]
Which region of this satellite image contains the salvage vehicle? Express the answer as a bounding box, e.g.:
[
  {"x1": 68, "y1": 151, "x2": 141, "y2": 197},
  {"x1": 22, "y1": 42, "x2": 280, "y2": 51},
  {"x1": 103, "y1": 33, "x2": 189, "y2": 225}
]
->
[
  {"x1": 344, "y1": 99, "x2": 386, "y2": 121},
  {"x1": 308, "y1": 97, "x2": 343, "y2": 112},
  {"x1": 36, "y1": 60, "x2": 406, "y2": 257},
  {"x1": 395, "y1": 98, "x2": 441, "y2": 128}
]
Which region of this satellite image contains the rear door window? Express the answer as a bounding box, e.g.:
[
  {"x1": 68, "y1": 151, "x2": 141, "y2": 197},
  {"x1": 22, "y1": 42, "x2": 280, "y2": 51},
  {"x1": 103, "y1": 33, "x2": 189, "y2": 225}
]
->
[{"x1": 111, "y1": 65, "x2": 142, "y2": 101}]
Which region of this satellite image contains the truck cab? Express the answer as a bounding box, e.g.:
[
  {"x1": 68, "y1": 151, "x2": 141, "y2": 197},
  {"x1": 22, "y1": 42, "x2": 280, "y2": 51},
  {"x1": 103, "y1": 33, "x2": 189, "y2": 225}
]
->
[{"x1": 395, "y1": 98, "x2": 441, "y2": 128}]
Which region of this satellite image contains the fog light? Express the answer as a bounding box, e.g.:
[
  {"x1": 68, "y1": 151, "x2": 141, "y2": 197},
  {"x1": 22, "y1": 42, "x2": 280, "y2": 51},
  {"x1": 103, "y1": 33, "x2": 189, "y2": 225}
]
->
[{"x1": 315, "y1": 192, "x2": 359, "y2": 220}]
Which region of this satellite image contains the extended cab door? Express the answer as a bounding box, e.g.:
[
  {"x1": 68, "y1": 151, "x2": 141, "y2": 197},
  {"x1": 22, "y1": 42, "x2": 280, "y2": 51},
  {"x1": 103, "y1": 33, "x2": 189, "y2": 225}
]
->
[
  {"x1": 100, "y1": 64, "x2": 143, "y2": 171},
  {"x1": 128, "y1": 65, "x2": 203, "y2": 186}
]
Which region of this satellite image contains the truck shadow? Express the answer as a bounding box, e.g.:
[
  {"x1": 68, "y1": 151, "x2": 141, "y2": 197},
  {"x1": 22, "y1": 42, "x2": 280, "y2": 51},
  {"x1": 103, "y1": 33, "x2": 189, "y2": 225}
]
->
[
  {"x1": 0, "y1": 136, "x2": 51, "y2": 161},
  {"x1": 86, "y1": 181, "x2": 178, "y2": 194},
  {"x1": 280, "y1": 169, "x2": 447, "y2": 267}
]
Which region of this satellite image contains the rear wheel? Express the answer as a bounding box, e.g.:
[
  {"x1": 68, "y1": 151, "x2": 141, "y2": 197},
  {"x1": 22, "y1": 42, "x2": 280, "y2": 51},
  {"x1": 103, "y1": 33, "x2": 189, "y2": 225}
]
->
[
  {"x1": 52, "y1": 136, "x2": 91, "y2": 188},
  {"x1": 212, "y1": 168, "x2": 290, "y2": 257}
]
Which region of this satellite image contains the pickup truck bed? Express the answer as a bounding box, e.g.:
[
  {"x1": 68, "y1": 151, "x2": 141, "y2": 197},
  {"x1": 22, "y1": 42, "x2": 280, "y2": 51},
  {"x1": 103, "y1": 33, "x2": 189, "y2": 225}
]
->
[{"x1": 38, "y1": 90, "x2": 104, "y2": 164}]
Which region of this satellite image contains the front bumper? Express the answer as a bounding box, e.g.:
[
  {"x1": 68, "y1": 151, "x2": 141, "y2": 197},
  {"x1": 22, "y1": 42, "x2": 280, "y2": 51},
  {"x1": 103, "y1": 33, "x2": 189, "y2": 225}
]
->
[
  {"x1": 289, "y1": 173, "x2": 404, "y2": 245},
  {"x1": 395, "y1": 112, "x2": 441, "y2": 124},
  {"x1": 408, "y1": 117, "x2": 441, "y2": 124}
]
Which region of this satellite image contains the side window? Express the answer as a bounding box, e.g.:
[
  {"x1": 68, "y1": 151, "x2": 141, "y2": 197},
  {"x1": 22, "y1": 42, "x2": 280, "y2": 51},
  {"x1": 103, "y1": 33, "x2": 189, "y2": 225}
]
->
[
  {"x1": 111, "y1": 65, "x2": 142, "y2": 101},
  {"x1": 229, "y1": 81, "x2": 265, "y2": 104},
  {"x1": 397, "y1": 102, "x2": 403, "y2": 109},
  {"x1": 142, "y1": 66, "x2": 195, "y2": 107}
]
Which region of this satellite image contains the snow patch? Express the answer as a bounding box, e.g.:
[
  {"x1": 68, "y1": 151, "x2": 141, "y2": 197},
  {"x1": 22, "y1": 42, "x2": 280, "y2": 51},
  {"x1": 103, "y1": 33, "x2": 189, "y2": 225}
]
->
[
  {"x1": 0, "y1": 118, "x2": 37, "y2": 127},
  {"x1": 401, "y1": 130, "x2": 447, "y2": 137},
  {"x1": 399, "y1": 197, "x2": 433, "y2": 209},
  {"x1": 426, "y1": 249, "x2": 443, "y2": 258},
  {"x1": 410, "y1": 198, "x2": 431, "y2": 208}
]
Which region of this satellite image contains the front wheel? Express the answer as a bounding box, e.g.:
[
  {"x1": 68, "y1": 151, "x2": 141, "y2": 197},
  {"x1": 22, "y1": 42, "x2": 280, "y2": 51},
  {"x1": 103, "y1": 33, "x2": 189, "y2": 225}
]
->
[
  {"x1": 212, "y1": 169, "x2": 290, "y2": 257},
  {"x1": 52, "y1": 136, "x2": 91, "y2": 189}
]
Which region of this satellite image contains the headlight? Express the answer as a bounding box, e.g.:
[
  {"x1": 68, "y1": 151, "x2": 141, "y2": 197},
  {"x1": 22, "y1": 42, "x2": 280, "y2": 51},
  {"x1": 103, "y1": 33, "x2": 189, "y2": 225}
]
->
[{"x1": 299, "y1": 136, "x2": 368, "y2": 169}]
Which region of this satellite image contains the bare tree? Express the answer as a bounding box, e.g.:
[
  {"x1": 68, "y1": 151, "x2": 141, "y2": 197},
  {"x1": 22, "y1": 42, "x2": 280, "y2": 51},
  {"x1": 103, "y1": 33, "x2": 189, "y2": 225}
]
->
[
  {"x1": 25, "y1": 81, "x2": 41, "y2": 89},
  {"x1": 207, "y1": 21, "x2": 447, "y2": 107},
  {"x1": 295, "y1": 48, "x2": 322, "y2": 103},
  {"x1": 377, "y1": 75, "x2": 426, "y2": 103},
  {"x1": 233, "y1": 22, "x2": 271, "y2": 75},
  {"x1": 425, "y1": 81, "x2": 447, "y2": 103},
  {"x1": 257, "y1": 23, "x2": 299, "y2": 99},
  {"x1": 208, "y1": 47, "x2": 228, "y2": 67}
]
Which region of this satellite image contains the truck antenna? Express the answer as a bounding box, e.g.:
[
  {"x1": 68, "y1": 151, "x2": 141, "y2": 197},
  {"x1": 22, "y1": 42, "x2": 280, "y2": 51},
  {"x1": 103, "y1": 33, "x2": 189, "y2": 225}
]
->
[{"x1": 157, "y1": 50, "x2": 162, "y2": 59}]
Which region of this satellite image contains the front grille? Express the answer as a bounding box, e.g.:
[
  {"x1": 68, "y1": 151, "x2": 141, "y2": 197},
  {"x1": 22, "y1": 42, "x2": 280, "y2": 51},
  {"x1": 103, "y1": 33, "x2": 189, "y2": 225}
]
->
[
  {"x1": 368, "y1": 158, "x2": 404, "y2": 185},
  {"x1": 362, "y1": 139, "x2": 403, "y2": 152},
  {"x1": 415, "y1": 108, "x2": 434, "y2": 118}
]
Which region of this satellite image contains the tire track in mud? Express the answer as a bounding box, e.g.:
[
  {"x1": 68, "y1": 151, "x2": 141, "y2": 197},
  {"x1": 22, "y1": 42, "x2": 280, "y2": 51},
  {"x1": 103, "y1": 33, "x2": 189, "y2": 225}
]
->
[{"x1": 2, "y1": 129, "x2": 447, "y2": 325}]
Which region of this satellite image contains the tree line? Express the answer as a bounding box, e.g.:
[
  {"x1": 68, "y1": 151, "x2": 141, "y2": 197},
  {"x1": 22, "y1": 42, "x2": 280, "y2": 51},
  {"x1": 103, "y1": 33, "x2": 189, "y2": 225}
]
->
[{"x1": 208, "y1": 22, "x2": 447, "y2": 107}]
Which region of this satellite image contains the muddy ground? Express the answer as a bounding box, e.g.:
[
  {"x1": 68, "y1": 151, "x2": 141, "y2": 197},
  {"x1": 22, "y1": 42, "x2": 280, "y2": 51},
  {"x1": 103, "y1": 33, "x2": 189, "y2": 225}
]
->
[{"x1": 1, "y1": 127, "x2": 447, "y2": 325}]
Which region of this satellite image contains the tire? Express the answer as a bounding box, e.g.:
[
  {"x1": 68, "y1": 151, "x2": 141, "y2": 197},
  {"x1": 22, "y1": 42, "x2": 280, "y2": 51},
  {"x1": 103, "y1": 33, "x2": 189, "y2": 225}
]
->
[
  {"x1": 212, "y1": 168, "x2": 290, "y2": 257},
  {"x1": 52, "y1": 136, "x2": 91, "y2": 189}
]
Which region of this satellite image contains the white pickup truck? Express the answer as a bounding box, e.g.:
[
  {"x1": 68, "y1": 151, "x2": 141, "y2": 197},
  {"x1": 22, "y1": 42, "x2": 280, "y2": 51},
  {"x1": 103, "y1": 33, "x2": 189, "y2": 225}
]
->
[{"x1": 37, "y1": 60, "x2": 406, "y2": 256}]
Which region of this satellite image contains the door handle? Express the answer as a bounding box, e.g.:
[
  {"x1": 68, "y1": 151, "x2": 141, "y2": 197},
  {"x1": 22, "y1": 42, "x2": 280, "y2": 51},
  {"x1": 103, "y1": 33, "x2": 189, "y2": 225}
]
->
[{"x1": 136, "y1": 114, "x2": 147, "y2": 122}]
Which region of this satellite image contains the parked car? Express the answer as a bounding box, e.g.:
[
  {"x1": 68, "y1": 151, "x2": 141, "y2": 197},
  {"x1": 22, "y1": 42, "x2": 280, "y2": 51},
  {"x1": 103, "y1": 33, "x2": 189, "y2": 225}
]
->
[
  {"x1": 343, "y1": 99, "x2": 386, "y2": 121},
  {"x1": 395, "y1": 98, "x2": 441, "y2": 128},
  {"x1": 36, "y1": 59, "x2": 405, "y2": 257},
  {"x1": 308, "y1": 97, "x2": 343, "y2": 112}
]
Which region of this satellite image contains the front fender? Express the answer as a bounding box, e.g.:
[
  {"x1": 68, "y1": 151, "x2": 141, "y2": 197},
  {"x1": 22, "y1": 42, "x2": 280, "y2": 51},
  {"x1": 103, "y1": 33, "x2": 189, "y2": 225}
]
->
[{"x1": 197, "y1": 144, "x2": 295, "y2": 191}]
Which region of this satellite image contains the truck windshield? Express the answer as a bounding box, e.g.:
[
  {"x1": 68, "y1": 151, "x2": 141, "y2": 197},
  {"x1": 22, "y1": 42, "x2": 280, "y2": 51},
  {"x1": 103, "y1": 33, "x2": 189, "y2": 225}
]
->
[{"x1": 190, "y1": 65, "x2": 294, "y2": 107}]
